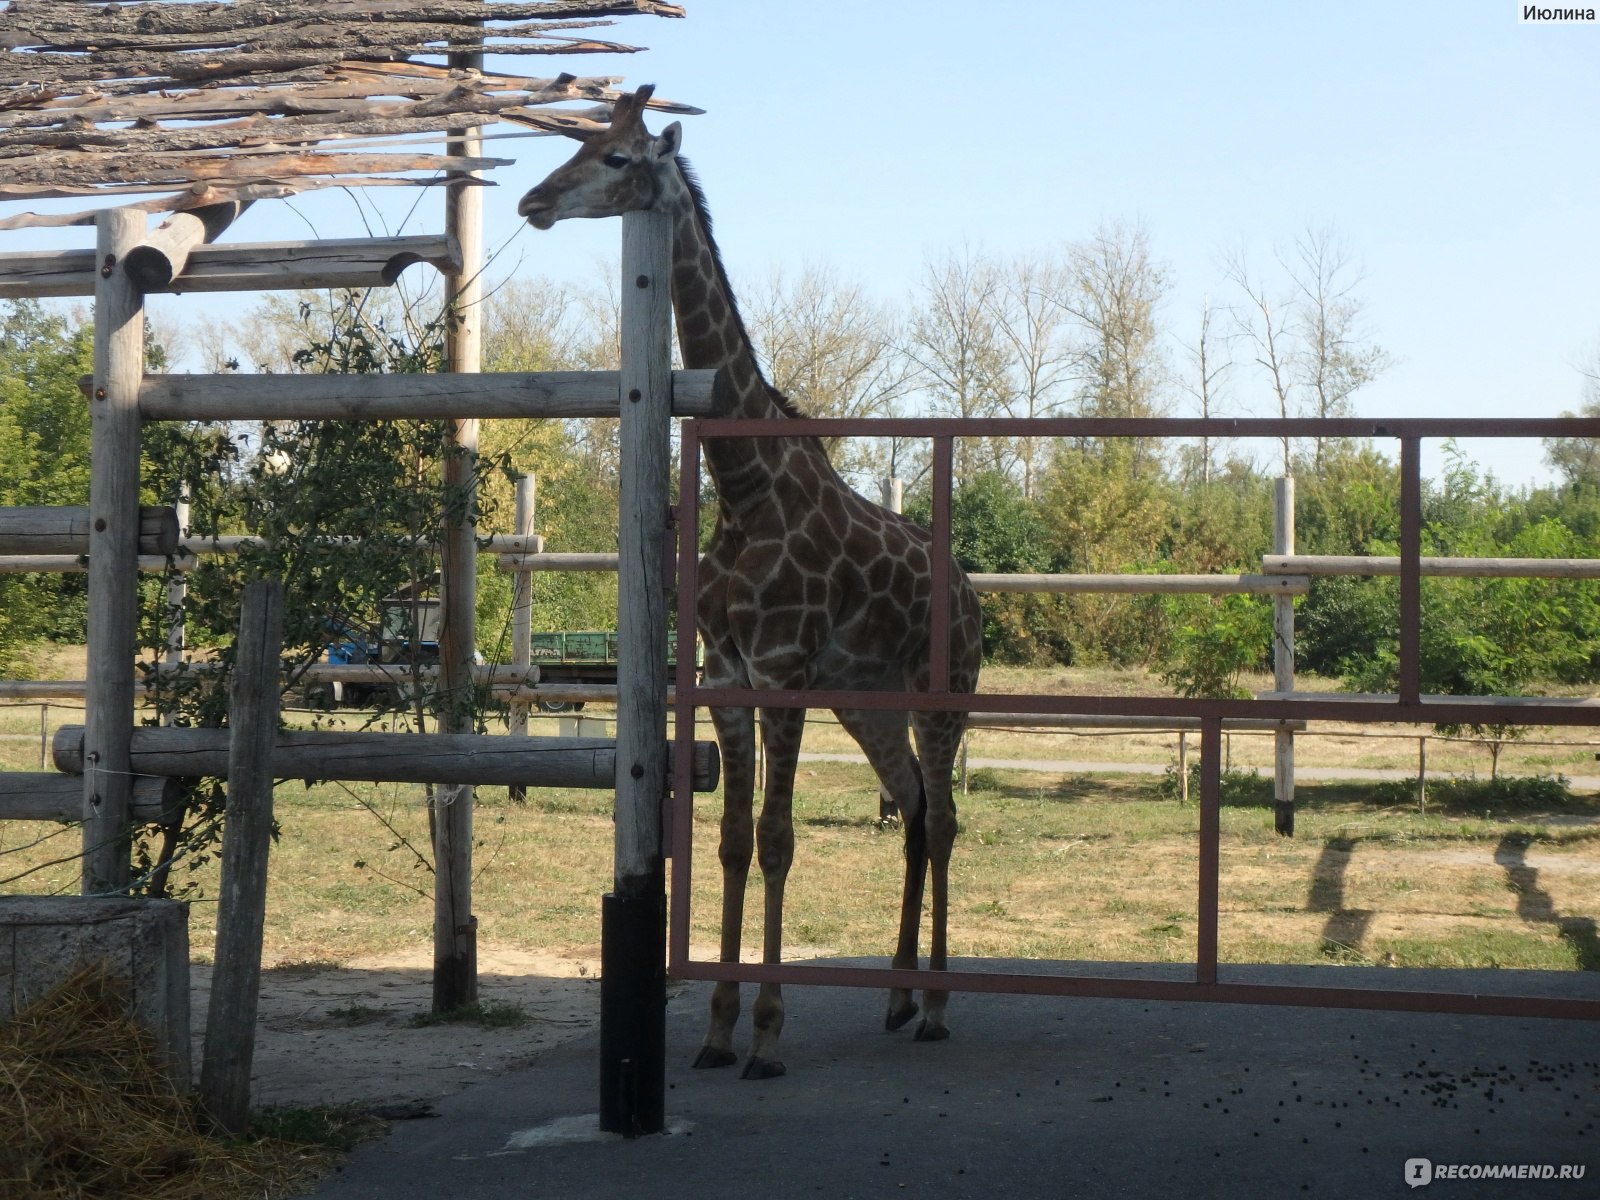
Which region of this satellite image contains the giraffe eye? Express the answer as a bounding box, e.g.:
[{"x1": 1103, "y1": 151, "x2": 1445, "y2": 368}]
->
[{"x1": 602, "y1": 153, "x2": 630, "y2": 169}]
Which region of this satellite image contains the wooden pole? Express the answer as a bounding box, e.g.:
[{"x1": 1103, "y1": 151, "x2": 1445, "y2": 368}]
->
[
  {"x1": 601, "y1": 207, "x2": 672, "y2": 1137},
  {"x1": 432, "y1": 25, "x2": 485, "y2": 1014},
  {"x1": 124, "y1": 200, "x2": 250, "y2": 292},
  {"x1": 199, "y1": 578, "x2": 284, "y2": 1135},
  {"x1": 53, "y1": 725, "x2": 721, "y2": 792},
  {"x1": 0, "y1": 505, "x2": 177, "y2": 555},
  {"x1": 82, "y1": 207, "x2": 145, "y2": 895},
  {"x1": 1272, "y1": 476, "x2": 1296, "y2": 836},
  {"x1": 508, "y1": 473, "x2": 535, "y2": 803}
]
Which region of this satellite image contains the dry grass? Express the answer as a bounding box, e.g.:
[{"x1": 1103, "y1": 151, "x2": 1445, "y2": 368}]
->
[
  {"x1": 0, "y1": 966, "x2": 350, "y2": 1199},
  {"x1": 2, "y1": 665, "x2": 1599, "y2": 976}
]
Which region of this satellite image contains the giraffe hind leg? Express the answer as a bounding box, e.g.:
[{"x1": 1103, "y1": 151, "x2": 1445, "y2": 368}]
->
[
  {"x1": 833, "y1": 707, "x2": 928, "y2": 1033},
  {"x1": 693, "y1": 701, "x2": 755, "y2": 1070}
]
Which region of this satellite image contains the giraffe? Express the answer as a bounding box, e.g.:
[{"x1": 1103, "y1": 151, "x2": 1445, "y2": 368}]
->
[{"x1": 519, "y1": 87, "x2": 984, "y2": 1080}]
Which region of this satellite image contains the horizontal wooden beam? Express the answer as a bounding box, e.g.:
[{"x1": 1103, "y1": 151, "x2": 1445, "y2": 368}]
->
[
  {"x1": 1264, "y1": 554, "x2": 1600, "y2": 579},
  {"x1": 52, "y1": 726, "x2": 720, "y2": 793},
  {"x1": 496, "y1": 551, "x2": 620, "y2": 572},
  {"x1": 0, "y1": 772, "x2": 181, "y2": 823},
  {"x1": 0, "y1": 234, "x2": 461, "y2": 299},
  {"x1": 968, "y1": 573, "x2": 1310, "y2": 596},
  {"x1": 0, "y1": 554, "x2": 188, "y2": 575},
  {"x1": 964, "y1": 713, "x2": 1307, "y2": 732},
  {"x1": 0, "y1": 505, "x2": 177, "y2": 556},
  {"x1": 137, "y1": 368, "x2": 719, "y2": 421}
]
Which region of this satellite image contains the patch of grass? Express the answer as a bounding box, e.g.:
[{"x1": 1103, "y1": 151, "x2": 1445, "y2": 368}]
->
[
  {"x1": 409, "y1": 999, "x2": 530, "y2": 1029},
  {"x1": 250, "y1": 1104, "x2": 386, "y2": 1153},
  {"x1": 324, "y1": 1003, "x2": 388, "y2": 1026},
  {"x1": 1158, "y1": 763, "x2": 1275, "y2": 807}
]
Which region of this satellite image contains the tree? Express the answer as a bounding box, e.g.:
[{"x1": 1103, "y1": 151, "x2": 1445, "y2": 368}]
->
[
  {"x1": 901, "y1": 244, "x2": 1013, "y2": 486},
  {"x1": 1222, "y1": 226, "x2": 1388, "y2": 474},
  {"x1": 988, "y1": 252, "x2": 1078, "y2": 498},
  {"x1": 743, "y1": 263, "x2": 913, "y2": 487},
  {"x1": 1176, "y1": 294, "x2": 1235, "y2": 485},
  {"x1": 1060, "y1": 220, "x2": 1171, "y2": 472},
  {"x1": 1542, "y1": 342, "x2": 1600, "y2": 490}
]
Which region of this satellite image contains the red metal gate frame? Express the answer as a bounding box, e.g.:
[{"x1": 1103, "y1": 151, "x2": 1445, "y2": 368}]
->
[{"x1": 669, "y1": 416, "x2": 1600, "y2": 1021}]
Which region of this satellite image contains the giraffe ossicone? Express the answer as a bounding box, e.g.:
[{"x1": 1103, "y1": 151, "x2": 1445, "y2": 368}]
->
[{"x1": 520, "y1": 86, "x2": 983, "y2": 1080}]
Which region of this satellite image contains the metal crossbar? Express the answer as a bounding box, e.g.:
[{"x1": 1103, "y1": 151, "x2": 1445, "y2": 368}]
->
[{"x1": 668, "y1": 416, "x2": 1600, "y2": 1023}]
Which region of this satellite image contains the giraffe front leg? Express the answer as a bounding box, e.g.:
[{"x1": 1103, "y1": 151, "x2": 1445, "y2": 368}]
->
[
  {"x1": 694, "y1": 704, "x2": 754, "y2": 1070},
  {"x1": 742, "y1": 704, "x2": 803, "y2": 1080}
]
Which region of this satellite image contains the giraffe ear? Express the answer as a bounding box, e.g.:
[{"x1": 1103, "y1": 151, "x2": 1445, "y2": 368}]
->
[{"x1": 655, "y1": 121, "x2": 682, "y2": 159}]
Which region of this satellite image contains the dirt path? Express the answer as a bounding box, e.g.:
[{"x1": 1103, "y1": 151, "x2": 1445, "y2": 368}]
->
[{"x1": 192, "y1": 947, "x2": 603, "y2": 1109}]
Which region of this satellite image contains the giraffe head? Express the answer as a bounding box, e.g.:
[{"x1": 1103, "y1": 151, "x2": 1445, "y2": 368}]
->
[{"x1": 518, "y1": 85, "x2": 682, "y2": 230}]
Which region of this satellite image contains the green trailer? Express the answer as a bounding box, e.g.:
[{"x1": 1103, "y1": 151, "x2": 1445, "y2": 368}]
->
[{"x1": 528, "y1": 630, "x2": 698, "y2": 712}]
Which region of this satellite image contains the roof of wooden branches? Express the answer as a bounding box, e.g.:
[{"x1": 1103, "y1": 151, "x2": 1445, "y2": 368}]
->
[{"x1": 0, "y1": 0, "x2": 697, "y2": 229}]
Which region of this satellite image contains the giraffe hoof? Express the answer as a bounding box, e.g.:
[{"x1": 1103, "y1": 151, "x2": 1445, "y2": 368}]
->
[
  {"x1": 692, "y1": 1046, "x2": 738, "y2": 1070},
  {"x1": 740, "y1": 1056, "x2": 787, "y2": 1080},
  {"x1": 885, "y1": 1000, "x2": 919, "y2": 1032},
  {"x1": 913, "y1": 1019, "x2": 950, "y2": 1043}
]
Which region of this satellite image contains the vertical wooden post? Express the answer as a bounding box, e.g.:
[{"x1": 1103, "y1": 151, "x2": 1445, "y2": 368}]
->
[
  {"x1": 39, "y1": 703, "x2": 48, "y2": 770},
  {"x1": 433, "y1": 30, "x2": 485, "y2": 1013},
  {"x1": 82, "y1": 208, "x2": 145, "y2": 896},
  {"x1": 199, "y1": 579, "x2": 284, "y2": 1135},
  {"x1": 508, "y1": 473, "x2": 535, "y2": 803},
  {"x1": 601, "y1": 208, "x2": 672, "y2": 1137},
  {"x1": 1272, "y1": 476, "x2": 1296, "y2": 836}
]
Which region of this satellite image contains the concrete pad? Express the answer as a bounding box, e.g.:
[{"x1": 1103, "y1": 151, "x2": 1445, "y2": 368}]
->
[{"x1": 306, "y1": 960, "x2": 1598, "y2": 1200}]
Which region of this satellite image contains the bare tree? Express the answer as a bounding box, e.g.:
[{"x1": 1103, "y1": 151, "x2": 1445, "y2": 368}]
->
[
  {"x1": 1058, "y1": 220, "x2": 1172, "y2": 474},
  {"x1": 743, "y1": 263, "x2": 914, "y2": 486},
  {"x1": 1222, "y1": 243, "x2": 1298, "y2": 474},
  {"x1": 989, "y1": 252, "x2": 1078, "y2": 497},
  {"x1": 1284, "y1": 226, "x2": 1390, "y2": 470},
  {"x1": 1223, "y1": 227, "x2": 1389, "y2": 474},
  {"x1": 1177, "y1": 294, "x2": 1235, "y2": 484},
  {"x1": 901, "y1": 244, "x2": 1014, "y2": 486}
]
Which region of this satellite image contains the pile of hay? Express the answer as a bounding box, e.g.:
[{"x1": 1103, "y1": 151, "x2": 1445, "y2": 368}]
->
[{"x1": 1, "y1": 966, "x2": 333, "y2": 1199}]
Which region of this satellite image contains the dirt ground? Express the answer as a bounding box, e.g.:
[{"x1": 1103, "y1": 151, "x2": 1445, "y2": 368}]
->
[{"x1": 191, "y1": 946, "x2": 605, "y2": 1111}]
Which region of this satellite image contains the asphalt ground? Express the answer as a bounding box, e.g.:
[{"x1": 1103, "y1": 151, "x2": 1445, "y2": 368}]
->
[{"x1": 306, "y1": 960, "x2": 1599, "y2": 1200}]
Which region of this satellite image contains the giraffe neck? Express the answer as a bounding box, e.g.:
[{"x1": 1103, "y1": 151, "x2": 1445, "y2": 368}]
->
[{"x1": 662, "y1": 158, "x2": 812, "y2": 514}]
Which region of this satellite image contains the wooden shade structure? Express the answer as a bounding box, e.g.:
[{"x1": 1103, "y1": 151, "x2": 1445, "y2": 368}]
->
[{"x1": 0, "y1": 0, "x2": 697, "y2": 229}]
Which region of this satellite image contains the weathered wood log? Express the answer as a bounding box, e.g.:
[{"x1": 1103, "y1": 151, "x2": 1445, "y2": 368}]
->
[
  {"x1": 137, "y1": 367, "x2": 719, "y2": 421},
  {"x1": 82, "y1": 208, "x2": 144, "y2": 896},
  {"x1": 0, "y1": 773, "x2": 182, "y2": 824},
  {"x1": 0, "y1": 506, "x2": 177, "y2": 556},
  {"x1": 0, "y1": 234, "x2": 461, "y2": 299},
  {"x1": 434, "y1": 86, "x2": 485, "y2": 1012},
  {"x1": 1263, "y1": 554, "x2": 1600, "y2": 579},
  {"x1": 496, "y1": 551, "x2": 619, "y2": 572},
  {"x1": 200, "y1": 579, "x2": 283, "y2": 1135},
  {"x1": 52, "y1": 726, "x2": 722, "y2": 793},
  {"x1": 0, "y1": 554, "x2": 187, "y2": 575},
  {"x1": 967, "y1": 572, "x2": 1310, "y2": 595},
  {"x1": 124, "y1": 201, "x2": 249, "y2": 292}
]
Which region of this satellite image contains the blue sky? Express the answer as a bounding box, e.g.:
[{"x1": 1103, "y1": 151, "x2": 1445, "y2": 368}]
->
[{"x1": 23, "y1": 1, "x2": 1600, "y2": 486}]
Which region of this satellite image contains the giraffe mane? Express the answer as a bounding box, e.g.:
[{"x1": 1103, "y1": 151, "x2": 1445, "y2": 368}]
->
[{"x1": 675, "y1": 155, "x2": 806, "y2": 420}]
